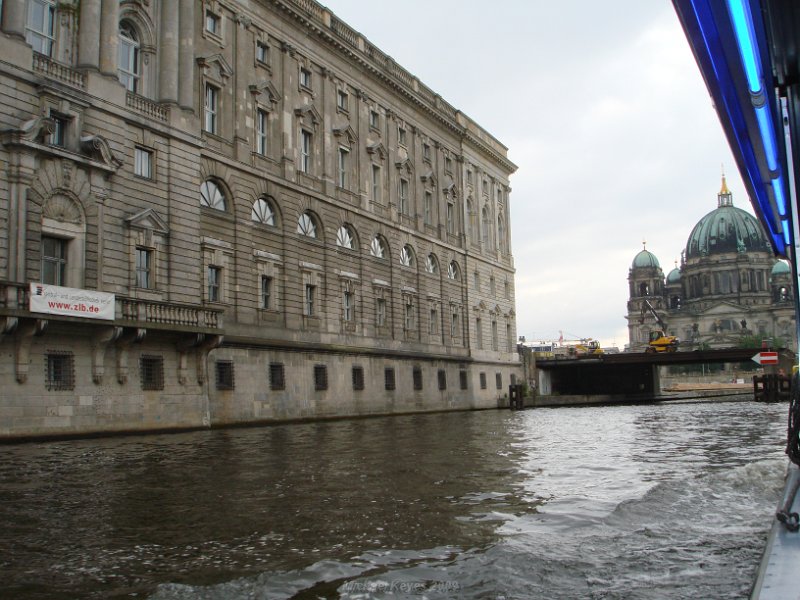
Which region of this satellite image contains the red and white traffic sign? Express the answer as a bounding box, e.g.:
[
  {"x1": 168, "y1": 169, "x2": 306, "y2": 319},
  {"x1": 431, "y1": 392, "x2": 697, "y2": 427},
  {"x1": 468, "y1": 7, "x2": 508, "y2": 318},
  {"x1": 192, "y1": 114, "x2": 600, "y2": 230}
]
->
[{"x1": 752, "y1": 351, "x2": 779, "y2": 365}]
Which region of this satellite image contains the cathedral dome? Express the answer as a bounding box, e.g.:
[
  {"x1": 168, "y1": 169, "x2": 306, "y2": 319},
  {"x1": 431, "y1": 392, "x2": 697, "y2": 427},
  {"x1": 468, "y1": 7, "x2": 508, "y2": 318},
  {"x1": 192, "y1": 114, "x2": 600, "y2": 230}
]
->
[
  {"x1": 685, "y1": 177, "x2": 770, "y2": 259},
  {"x1": 772, "y1": 260, "x2": 791, "y2": 276},
  {"x1": 666, "y1": 266, "x2": 681, "y2": 283},
  {"x1": 632, "y1": 247, "x2": 660, "y2": 269}
]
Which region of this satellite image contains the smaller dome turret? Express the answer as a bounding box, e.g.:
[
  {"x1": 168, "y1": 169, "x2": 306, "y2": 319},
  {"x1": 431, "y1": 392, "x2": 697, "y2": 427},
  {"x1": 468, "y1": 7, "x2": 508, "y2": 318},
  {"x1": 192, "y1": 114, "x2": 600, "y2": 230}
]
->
[
  {"x1": 666, "y1": 265, "x2": 681, "y2": 284},
  {"x1": 771, "y1": 260, "x2": 791, "y2": 277},
  {"x1": 632, "y1": 242, "x2": 660, "y2": 269}
]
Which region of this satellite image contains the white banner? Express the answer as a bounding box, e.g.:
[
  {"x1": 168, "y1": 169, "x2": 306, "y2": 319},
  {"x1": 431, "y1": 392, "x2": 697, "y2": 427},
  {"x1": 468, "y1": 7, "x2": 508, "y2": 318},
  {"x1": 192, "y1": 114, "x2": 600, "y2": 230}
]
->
[{"x1": 29, "y1": 283, "x2": 115, "y2": 321}]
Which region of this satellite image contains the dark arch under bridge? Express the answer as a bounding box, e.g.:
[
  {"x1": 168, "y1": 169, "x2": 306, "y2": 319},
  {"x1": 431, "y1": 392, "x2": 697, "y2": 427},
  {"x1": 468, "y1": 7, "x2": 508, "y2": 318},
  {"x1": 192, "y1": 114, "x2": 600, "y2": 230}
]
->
[{"x1": 534, "y1": 348, "x2": 794, "y2": 397}]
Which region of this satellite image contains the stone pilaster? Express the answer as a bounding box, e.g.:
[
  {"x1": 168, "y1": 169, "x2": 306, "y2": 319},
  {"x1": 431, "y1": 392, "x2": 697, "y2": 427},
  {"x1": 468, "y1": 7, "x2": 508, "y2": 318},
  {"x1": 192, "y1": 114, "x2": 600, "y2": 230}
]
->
[
  {"x1": 78, "y1": 0, "x2": 101, "y2": 71},
  {"x1": 5, "y1": 152, "x2": 36, "y2": 282}
]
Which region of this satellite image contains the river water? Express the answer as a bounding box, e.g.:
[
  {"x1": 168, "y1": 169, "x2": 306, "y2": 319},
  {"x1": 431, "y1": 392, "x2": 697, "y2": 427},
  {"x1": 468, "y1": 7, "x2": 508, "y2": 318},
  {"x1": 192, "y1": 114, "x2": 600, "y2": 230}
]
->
[{"x1": 0, "y1": 399, "x2": 789, "y2": 599}]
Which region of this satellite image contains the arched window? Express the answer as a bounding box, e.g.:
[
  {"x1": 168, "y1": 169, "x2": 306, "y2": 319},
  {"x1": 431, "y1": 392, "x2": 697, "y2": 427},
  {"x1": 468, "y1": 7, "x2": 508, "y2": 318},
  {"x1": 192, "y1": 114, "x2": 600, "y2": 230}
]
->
[
  {"x1": 297, "y1": 211, "x2": 317, "y2": 238},
  {"x1": 118, "y1": 22, "x2": 140, "y2": 92},
  {"x1": 481, "y1": 206, "x2": 491, "y2": 243},
  {"x1": 200, "y1": 180, "x2": 226, "y2": 211},
  {"x1": 448, "y1": 261, "x2": 461, "y2": 280},
  {"x1": 251, "y1": 197, "x2": 276, "y2": 225},
  {"x1": 400, "y1": 245, "x2": 414, "y2": 268},
  {"x1": 370, "y1": 235, "x2": 386, "y2": 259},
  {"x1": 336, "y1": 224, "x2": 355, "y2": 249},
  {"x1": 426, "y1": 253, "x2": 439, "y2": 274}
]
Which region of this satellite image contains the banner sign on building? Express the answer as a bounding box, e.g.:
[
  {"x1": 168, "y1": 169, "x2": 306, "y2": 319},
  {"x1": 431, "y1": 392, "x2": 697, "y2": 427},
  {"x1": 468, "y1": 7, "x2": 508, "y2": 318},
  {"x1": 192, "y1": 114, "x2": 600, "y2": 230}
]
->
[{"x1": 29, "y1": 283, "x2": 116, "y2": 321}]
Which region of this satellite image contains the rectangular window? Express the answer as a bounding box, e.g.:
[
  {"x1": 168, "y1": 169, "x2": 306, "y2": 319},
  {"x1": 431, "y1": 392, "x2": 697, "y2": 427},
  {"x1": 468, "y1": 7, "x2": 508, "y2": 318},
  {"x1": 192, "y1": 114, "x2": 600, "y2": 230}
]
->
[
  {"x1": 423, "y1": 143, "x2": 431, "y2": 161},
  {"x1": 300, "y1": 129, "x2": 312, "y2": 173},
  {"x1": 473, "y1": 272, "x2": 480, "y2": 291},
  {"x1": 216, "y1": 361, "x2": 234, "y2": 390},
  {"x1": 370, "y1": 110, "x2": 379, "y2": 129},
  {"x1": 50, "y1": 115, "x2": 67, "y2": 147},
  {"x1": 256, "y1": 109, "x2": 268, "y2": 155},
  {"x1": 134, "y1": 147, "x2": 152, "y2": 178},
  {"x1": 26, "y1": 0, "x2": 56, "y2": 56},
  {"x1": 314, "y1": 364, "x2": 328, "y2": 391},
  {"x1": 496, "y1": 372, "x2": 503, "y2": 390},
  {"x1": 135, "y1": 247, "x2": 152, "y2": 289},
  {"x1": 438, "y1": 369, "x2": 447, "y2": 391},
  {"x1": 399, "y1": 178, "x2": 409, "y2": 215},
  {"x1": 467, "y1": 169, "x2": 473, "y2": 185},
  {"x1": 429, "y1": 308, "x2": 438, "y2": 335},
  {"x1": 352, "y1": 366, "x2": 365, "y2": 391},
  {"x1": 505, "y1": 280, "x2": 510, "y2": 299},
  {"x1": 343, "y1": 290, "x2": 352, "y2": 321},
  {"x1": 451, "y1": 311, "x2": 459, "y2": 338},
  {"x1": 376, "y1": 298, "x2": 386, "y2": 327},
  {"x1": 476, "y1": 318, "x2": 483, "y2": 349},
  {"x1": 398, "y1": 126, "x2": 407, "y2": 146},
  {"x1": 424, "y1": 191, "x2": 432, "y2": 225},
  {"x1": 140, "y1": 355, "x2": 164, "y2": 391},
  {"x1": 305, "y1": 284, "x2": 315, "y2": 316},
  {"x1": 445, "y1": 156, "x2": 453, "y2": 174},
  {"x1": 41, "y1": 236, "x2": 66, "y2": 286},
  {"x1": 490, "y1": 277, "x2": 496, "y2": 296},
  {"x1": 404, "y1": 299, "x2": 414, "y2": 330},
  {"x1": 337, "y1": 90, "x2": 349, "y2": 111},
  {"x1": 480, "y1": 372, "x2": 487, "y2": 390},
  {"x1": 446, "y1": 202, "x2": 454, "y2": 234},
  {"x1": 205, "y1": 10, "x2": 220, "y2": 34},
  {"x1": 413, "y1": 366, "x2": 423, "y2": 391},
  {"x1": 45, "y1": 351, "x2": 74, "y2": 391},
  {"x1": 372, "y1": 165, "x2": 381, "y2": 202},
  {"x1": 256, "y1": 41, "x2": 268, "y2": 63},
  {"x1": 384, "y1": 367, "x2": 396, "y2": 391},
  {"x1": 492, "y1": 320, "x2": 499, "y2": 351},
  {"x1": 269, "y1": 362, "x2": 285, "y2": 391},
  {"x1": 338, "y1": 147, "x2": 349, "y2": 188},
  {"x1": 507, "y1": 324, "x2": 513, "y2": 352},
  {"x1": 208, "y1": 266, "x2": 221, "y2": 302},
  {"x1": 260, "y1": 275, "x2": 272, "y2": 309},
  {"x1": 460, "y1": 369, "x2": 468, "y2": 390},
  {"x1": 299, "y1": 67, "x2": 312, "y2": 89},
  {"x1": 204, "y1": 84, "x2": 218, "y2": 134}
]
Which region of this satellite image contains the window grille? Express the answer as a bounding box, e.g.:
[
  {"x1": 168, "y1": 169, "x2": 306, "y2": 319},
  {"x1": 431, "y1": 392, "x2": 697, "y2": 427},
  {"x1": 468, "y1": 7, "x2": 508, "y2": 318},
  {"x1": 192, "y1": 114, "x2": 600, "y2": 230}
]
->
[
  {"x1": 438, "y1": 369, "x2": 447, "y2": 391},
  {"x1": 384, "y1": 367, "x2": 396, "y2": 391},
  {"x1": 352, "y1": 366, "x2": 365, "y2": 391},
  {"x1": 314, "y1": 364, "x2": 328, "y2": 391},
  {"x1": 269, "y1": 363, "x2": 285, "y2": 391},
  {"x1": 45, "y1": 351, "x2": 74, "y2": 391},
  {"x1": 140, "y1": 355, "x2": 164, "y2": 390},
  {"x1": 216, "y1": 361, "x2": 234, "y2": 390}
]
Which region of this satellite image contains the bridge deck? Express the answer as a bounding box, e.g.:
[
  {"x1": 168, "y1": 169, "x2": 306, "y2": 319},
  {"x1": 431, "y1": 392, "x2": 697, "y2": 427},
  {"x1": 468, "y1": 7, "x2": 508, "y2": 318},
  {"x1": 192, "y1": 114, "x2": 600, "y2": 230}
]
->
[{"x1": 538, "y1": 348, "x2": 793, "y2": 368}]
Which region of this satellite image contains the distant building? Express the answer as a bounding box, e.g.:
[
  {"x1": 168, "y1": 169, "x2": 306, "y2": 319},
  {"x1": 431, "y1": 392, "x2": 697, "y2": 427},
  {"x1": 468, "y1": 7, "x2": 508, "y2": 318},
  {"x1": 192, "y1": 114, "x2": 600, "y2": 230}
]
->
[
  {"x1": 0, "y1": 0, "x2": 518, "y2": 438},
  {"x1": 626, "y1": 177, "x2": 796, "y2": 351}
]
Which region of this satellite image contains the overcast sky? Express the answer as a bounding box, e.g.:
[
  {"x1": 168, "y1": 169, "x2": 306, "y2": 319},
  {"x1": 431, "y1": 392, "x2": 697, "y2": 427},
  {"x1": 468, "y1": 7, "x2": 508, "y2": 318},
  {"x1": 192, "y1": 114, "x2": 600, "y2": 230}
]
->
[{"x1": 324, "y1": 1, "x2": 750, "y2": 348}]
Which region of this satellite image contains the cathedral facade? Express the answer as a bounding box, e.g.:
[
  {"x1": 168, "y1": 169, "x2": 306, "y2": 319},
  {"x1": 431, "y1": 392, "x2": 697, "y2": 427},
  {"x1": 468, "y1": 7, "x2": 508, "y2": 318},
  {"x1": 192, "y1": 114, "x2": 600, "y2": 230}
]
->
[
  {"x1": 0, "y1": 0, "x2": 518, "y2": 438},
  {"x1": 626, "y1": 178, "x2": 796, "y2": 352}
]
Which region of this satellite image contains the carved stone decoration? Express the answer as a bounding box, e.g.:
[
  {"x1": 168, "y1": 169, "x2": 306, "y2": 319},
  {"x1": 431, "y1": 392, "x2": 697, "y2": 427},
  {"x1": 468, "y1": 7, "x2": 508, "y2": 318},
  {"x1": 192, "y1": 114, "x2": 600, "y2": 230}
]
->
[
  {"x1": 366, "y1": 142, "x2": 387, "y2": 160},
  {"x1": 91, "y1": 326, "x2": 123, "y2": 384},
  {"x1": 43, "y1": 193, "x2": 83, "y2": 224},
  {"x1": 196, "y1": 53, "x2": 234, "y2": 82},
  {"x1": 79, "y1": 135, "x2": 123, "y2": 171},
  {"x1": 248, "y1": 80, "x2": 280, "y2": 107},
  {"x1": 0, "y1": 116, "x2": 55, "y2": 146},
  {"x1": 115, "y1": 328, "x2": 146, "y2": 385},
  {"x1": 176, "y1": 334, "x2": 206, "y2": 386},
  {"x1": 14, "y1": 319, "x2": 48, "y2": 384},
  {"x1": 196, "y1": 335, "x2": 223, "y2": 385}
]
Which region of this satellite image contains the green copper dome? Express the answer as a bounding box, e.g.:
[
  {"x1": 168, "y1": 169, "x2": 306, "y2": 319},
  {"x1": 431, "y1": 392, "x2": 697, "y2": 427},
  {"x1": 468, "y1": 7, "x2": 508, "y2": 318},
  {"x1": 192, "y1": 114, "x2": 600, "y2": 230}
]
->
[
  {"x1": 771, "y1": 260, "x2": 791, "y2": 276},
  {"x1": 666, "y1": 267, "x2": 681, "y2": 283},
  {"x1": 685, "y1": 180, "x2": 770, "y2": 259},
  {"x1": 632, "y1": 248, "x2": 660, "y2": 269}
]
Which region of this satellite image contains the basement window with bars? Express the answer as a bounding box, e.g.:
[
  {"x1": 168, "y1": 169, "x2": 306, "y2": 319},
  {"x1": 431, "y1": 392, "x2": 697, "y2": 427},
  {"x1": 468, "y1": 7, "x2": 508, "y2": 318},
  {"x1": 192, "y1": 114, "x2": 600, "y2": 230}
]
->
[
  {"x1": 140, "y1": 355, "x2": 164, "y2": 390},
  {"x1": 384, "y1": 367, "x2": 396, "y2": 391},
  {"x1": 438, "y1": 369, "x2": 447, "y2": 391},
  {"x1": 460, "y1": 370, "x2": 468, "y2": 390},
  {"x1": 314, "y1": 364, "x2": 328, "y2": 391},
  {"x1": 352, "y1": 366, "x2": 365, "y2": 391},
  {"x1": 45, "y1": 351, "x2": 74, "y2": 391},
  {"x1": 269, "y1": 362, "x2": 285, "y2": 391},
  {"x1": 480, "y1": 372, "x2": 487, "y2": 390},
  {"x1": 216, "y1": 361, "x2": 234, "y2": 390}
]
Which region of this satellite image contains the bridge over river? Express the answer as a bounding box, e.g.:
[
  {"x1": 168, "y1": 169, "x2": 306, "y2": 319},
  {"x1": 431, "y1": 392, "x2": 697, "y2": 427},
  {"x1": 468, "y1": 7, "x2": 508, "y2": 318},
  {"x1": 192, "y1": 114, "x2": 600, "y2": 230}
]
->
[{"x1": 531, "y1": 348, "x2": 794, "y2": 399}]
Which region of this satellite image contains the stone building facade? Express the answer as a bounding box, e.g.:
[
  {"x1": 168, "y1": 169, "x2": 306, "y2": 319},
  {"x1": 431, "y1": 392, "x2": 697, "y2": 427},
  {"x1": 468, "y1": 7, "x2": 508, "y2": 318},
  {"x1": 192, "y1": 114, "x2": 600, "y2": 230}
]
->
[
  {"x1": 0, "y1": 0, "x2": 519, "y2": 438},
  {"x1": 626, "y1": 178, "x2": 795, "y2": 352}
]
